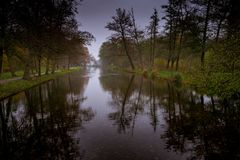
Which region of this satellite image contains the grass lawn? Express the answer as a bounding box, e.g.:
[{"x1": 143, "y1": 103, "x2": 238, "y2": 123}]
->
[
  {"x1": 0, "y1": 71, "x2": 24, "y2": 80},
  {"x1": 155, "y1": 70, "x2": 179, "y2": 79},
  {"x1": 0, "y1": 67, "x2": 81, "y2": 100}
]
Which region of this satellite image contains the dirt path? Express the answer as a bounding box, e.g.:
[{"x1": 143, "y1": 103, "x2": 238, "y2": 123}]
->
[
  {"x1": 0, "y1": 72, "x2": 48, "y2": 85},
  {"x1": 0, "y1": 77, "x2": 22, "y2": 84}
]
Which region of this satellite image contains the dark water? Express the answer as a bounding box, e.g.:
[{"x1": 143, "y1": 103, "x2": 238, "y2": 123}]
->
[{"x1": 0, "y1": 68, "x2": 240, "y2": 160}]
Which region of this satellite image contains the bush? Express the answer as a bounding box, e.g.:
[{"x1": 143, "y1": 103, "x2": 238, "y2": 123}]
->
[{"x1": 174, "y1": 73, "x2": 182, "y2": 82}]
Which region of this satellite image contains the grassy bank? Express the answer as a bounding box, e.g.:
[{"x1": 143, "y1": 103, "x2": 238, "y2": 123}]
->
[
  {"x1": 109, "y1": 66, "x2": 239, "y2": 99},
  {"x1": 0, "y1": 67, "x2": 60, "y2": 80},
  {"x1": 116, "y1": 67, "x2": 188, "y2": 81},
  {"x1": 0, "y1": 71, "x2": 24, "y2": 80},
  {"x1": 0, "y1": 67, "x2": 80, "y2": 100}
]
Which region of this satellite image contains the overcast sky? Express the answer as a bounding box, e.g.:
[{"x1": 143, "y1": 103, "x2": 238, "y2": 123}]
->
[{"x1": 77, "y1": 0, "x2": 167, "y2": 60}]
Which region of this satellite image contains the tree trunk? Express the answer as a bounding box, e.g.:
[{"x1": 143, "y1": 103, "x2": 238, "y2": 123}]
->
[
  {"x1": 211, "y1": 96, "x2": 215, "y2": 111},
  {"x1": 121, "y1": 75, "x2": 135, "y2": 119},
  {"x1": 150, "y1": 34, "x2": 153, "y2": 67},
  {"x1": 120, "y1": 22, "x2": 135, "y2": 70},
  {"x1": 167, "y1": 2, "x2": 173, "y2": 69},
  {"x1": 51, "y1": 61, "x2": 56, "y2": 74},
  {"x1": 38, "y1": 56, "x2": 41, "y2": 77},
  {"x1": 167, "y1": 59, "x2": 170, "y2": 69},
  {"x1": 171, "y1": 59, "x2": 175, "y2": 69},
  {"x1": 68, "y1": 55, "x2": 70, "y2": 70},
  {"x1": 23, "y1": 58, "x2": 31, "y2": 80},
  {"x1": 34, "y1": 56, "x2": 38, "y2": 74},
  {"x1": 170, "y1": 28, "x2": 177, "y2": 69},
  {"x1": 0, "y1": 98, "x2": 12, "y2": 151},
  {"x1": 201, "y1": 95, "x2": 204, "y2": 108},
  {"x1": 152, "y1": 38, "x2": 156, "y2": 68},
  {"x1": 122, "y1": 36, "x2": 135, "y2": 70},
  {"x1": 216, "y1": 20, "x2": 222, "y2": 42},
  {"x1": 39, "y1": 86, "x2": 44, "y2": 119},
  {"x1": 0, "y1": 17, "x2": 5, "y2": 75},
  {"x1": 45, "y1": 56, "x2": 49, "y2": 75},
  {"x1": 152, "y1": 28, "x2": 156, "y2": 68},
  {"x1": 176, "y1": 30, "x2": 184, "y2": 71},
  {"x1": 201, "y1": 0, "x2": 211, "y2": 66},
  {"x1": 6, "y1": 53, "x2": 16, "y2": 77},
  {"x1": 0, "y1": 47, "x2": 3, "y2": 75},
  {"x1": 136, "y1": 43, "x2": 143, "y2": 69},
  {"x1": 215, "y1": 12, "x2": 226, "y2": 42},
  {"x1": 131, "y1": 8, "x2": 143, "y2": 68}
]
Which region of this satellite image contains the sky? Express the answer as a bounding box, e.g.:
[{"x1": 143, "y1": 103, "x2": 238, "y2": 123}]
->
[{"x1": 77, "y1": 0, "x2": 167, "y2": 60}]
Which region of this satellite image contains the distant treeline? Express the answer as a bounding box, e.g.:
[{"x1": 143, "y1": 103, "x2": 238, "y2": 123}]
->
[{"x1": 0, "y1": 0, "x2": 94, "y2": 79}]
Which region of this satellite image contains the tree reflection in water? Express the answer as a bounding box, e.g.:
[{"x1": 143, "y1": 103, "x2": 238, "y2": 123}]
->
[
  {"x1": 161, "y1": 81, "x2": 240, "y2": 160},
  {"x1": 1, "y1": 71, "x2": 240, "y2": 160},
  {"x1": 0, "y1": 72, "x2": 95, "y2": 160},
  {"x1": 100, "y1": 75, "x2": 145, "y2": 134},
  {"x1": 106, "y1": 75, "x2": 135, "y2": 133},
  {"x1": 100, "y1": 73, "x2": 240, "y2": 159}
]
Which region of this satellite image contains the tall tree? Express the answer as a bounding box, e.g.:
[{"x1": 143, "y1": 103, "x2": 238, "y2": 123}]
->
[
  {"x1": 211, "y1": 0, "x2": 230, "y2": 42},
  {"x1": 130, "y1": 8, "x2": 144, "y2": 68},
  {"x1": 162, "y1": 0, "x2": 174, "y2": 68},
  {"x1": 0, "y1": 0, "x2": 16, "y2": 75},
  {"x1": 201, "y1": 0, "x2": 211, "y2": 66},
  {"x1": 147, "y1": 8, "x2": 160, "y2": 68},
  {"x1": 175, "y1": 0, "x2": 192, "y2": 70},
  {"x1": 191, "y1": 0, "x2": 212, "y2": 66},
  {"x1": 162, "y1": 0, "x2": 179, "y2": 69},
  {"x1": 227, "y1": 0, "x2": 240, "y2": 36},
  {"x1": 106, "y1": 8, "x2": 135, "y2": 70}
]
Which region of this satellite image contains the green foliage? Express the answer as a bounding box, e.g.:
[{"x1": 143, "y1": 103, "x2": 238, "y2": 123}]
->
[
  {"x1": 156, "y1": 70, "x2": 180, "y2": 79},
  {"x1": 99, "y1": 0, "x2": 240, "y2": 100},
  {"x1": 174, "y1": 73, "x2": 182, "y2": 83},
  {"x1": 0, "y1": 0, "x2": 93, "y2": 78},
  {"x1": 191, "y1": 33, "x2": 240, "y2": 98},
  {"x1": 136, "y1": 69, "x2": 184, "y2": 80},
  {"x1": 0, "y1": 71, "x2": 23, "y2": 80},
  {"x1": 191, "y1": 71, "x2": 240, "y2": 99},
  {"x1": 0, "y1": 67, "x2": 80, "y2": 100}
]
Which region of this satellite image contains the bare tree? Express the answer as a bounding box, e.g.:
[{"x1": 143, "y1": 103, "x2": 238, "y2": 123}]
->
[
  {"x1": 106, "y1": 8, "x2": 135, "y2": 70},
  {"x1": 147, "y1": 8, "x2": 160, "y2": 68},
  {"x1": 130, "y1": 8, "x2": 144, "y2": 68}
]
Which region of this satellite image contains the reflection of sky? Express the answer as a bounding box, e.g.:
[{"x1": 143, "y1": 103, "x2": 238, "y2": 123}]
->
[
  {"x1": 77, "y1": 0, "x2": 167, "y2": 59},
  {"x1": 1, "y1": 68, "x2": 220, "y2": 160},
  {"x1": 77, "y1": 68, "x2": 191, "y2": 160},
  {"x1": 81, "y1": 68, "x2": 111, "y2": 115}
]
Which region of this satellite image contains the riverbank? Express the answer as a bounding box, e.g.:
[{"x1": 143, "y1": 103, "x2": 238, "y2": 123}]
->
[
  {"x1": 0, "y1": 71, "x2": 24, "y2": 80},
  {"x1": 116, "y1": 67, "x2": 188, "y2": 82},
  {"x1": 0, "y1": 67, "x2": 81, "y2": 100},
  {"x1": 130, "y1": 68, "x2": 240, "y2": 99}
]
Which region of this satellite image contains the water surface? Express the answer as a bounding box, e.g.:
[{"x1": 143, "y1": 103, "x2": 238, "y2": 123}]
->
[{"x1": 0, "y1": 69, "x2": 240, "y2": 160}]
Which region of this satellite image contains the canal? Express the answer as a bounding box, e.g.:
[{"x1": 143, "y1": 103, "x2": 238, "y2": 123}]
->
[{"x1": 0, "y1": 68, "x2": 239, "y2": 160}]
